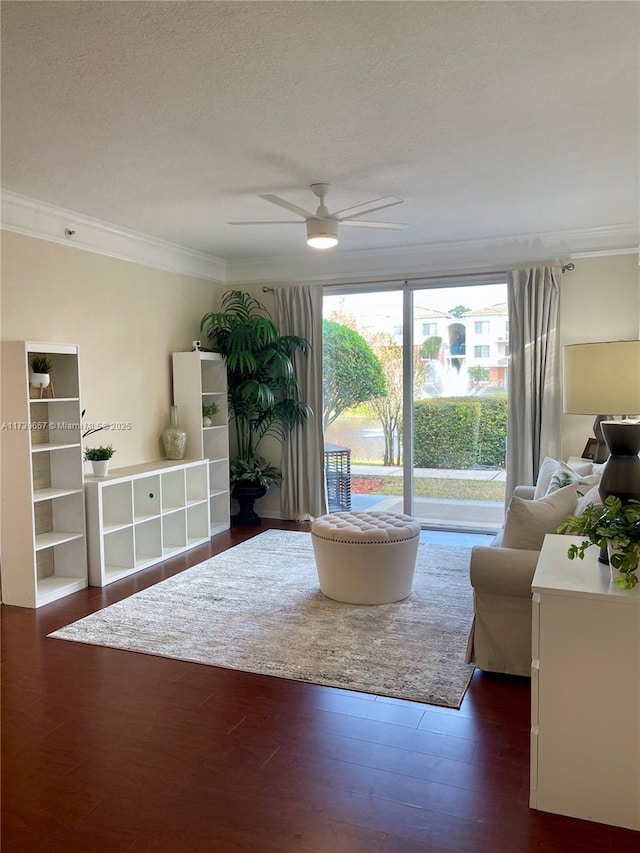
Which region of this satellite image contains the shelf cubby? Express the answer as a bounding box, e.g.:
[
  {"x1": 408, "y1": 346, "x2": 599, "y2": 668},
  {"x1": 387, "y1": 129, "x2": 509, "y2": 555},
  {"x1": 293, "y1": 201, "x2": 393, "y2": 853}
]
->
[
  {"x1": 133, "y1": 475, "x2": 161, "y2": 520},
  {"x1": 162, "y1": 509, "x2": 187, "y2": 554},
  {"x1": 161, "y1": 469, "x2": 185, "y2": 510},
  {"x1": 187, "y1": 502, "x2": 209, "y2": 543},
  {"x1": 35, "y1": 538, "x2": 87, "y2": 606},
  {"x1": 134, "y1": 517, "x2": 163, "y2": 565},
  {"x1": 103, "y1": 527, "x2": 136, "y2": 582}
]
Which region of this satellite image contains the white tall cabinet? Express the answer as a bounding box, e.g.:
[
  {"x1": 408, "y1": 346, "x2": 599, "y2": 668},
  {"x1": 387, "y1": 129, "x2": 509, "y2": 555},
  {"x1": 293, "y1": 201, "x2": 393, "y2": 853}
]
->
[
  {"x1": 172, "y1": 351, "x2": 230, "y2": 535},
  {"x1": 530, "y1": 534, "x2": 640, "y2": 831},
  {"x1": 1, "y1": 341, "x2": 87, "y2": 607}
]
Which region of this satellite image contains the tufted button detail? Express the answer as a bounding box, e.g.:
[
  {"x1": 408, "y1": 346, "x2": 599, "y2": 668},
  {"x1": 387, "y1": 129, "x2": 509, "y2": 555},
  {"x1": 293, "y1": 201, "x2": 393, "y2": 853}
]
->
[{"x1": 311, "y1": 511, "x2": 420, "y2": 544}]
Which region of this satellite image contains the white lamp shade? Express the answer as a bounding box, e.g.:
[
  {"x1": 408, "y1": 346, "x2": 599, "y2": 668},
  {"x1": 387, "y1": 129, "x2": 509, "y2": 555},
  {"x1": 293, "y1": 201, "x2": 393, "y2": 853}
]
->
[
  {"x1": 563, "y1": 341, "x2": 640, "y2": 415},
  {"x1": 306, "y1": 217, "x2": 338, "y2": 249}
]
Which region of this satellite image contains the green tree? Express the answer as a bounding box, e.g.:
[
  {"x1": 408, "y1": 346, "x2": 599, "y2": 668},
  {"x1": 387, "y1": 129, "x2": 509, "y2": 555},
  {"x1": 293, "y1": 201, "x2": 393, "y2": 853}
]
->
[
  {"x1": 420, "y1": 335, "x2": 442, "y2": 361},
  {"x1": 468, "y1": 365, "x2": 490, "y2": 386},
  {"x1": 368, "y1": 332, "x2": 427, "y2": 466},
  {"x1": 449, "y1": 305, "x2": 469, "y2": 318},
  {"x1": 322, "y1": 320, "x2": 386, "y2": 429}
]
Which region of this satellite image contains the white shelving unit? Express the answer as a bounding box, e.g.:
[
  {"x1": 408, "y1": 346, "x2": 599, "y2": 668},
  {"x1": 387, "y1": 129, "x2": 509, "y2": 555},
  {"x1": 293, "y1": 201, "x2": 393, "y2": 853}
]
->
[
  {"x1": 1, "y1": 341, "x2": 87, "y2": 608},
  {"x1": 84, "y1": 459, "x2": 211, "y2": 586},
  {"x1": 172, "y1": 351, "x2": 230, "y2": 535},
  {"x1": 530, "y1": 534, "x2": 640, "y2": 830}
]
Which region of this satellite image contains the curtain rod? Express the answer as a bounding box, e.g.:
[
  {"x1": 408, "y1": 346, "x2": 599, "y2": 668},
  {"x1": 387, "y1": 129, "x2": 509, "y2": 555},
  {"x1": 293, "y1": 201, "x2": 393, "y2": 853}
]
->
[{"x1": 262, "y1": 262, "x2": 575, "y2": 292}]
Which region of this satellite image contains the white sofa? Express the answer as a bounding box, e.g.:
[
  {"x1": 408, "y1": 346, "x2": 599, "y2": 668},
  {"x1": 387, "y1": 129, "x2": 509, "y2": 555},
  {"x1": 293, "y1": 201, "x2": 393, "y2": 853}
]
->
[
  {"x1": 465, "y1": 459, "x2": 602, "y2": 677},
  {"x1": 464, "y1": 486, "x2": 539, "y2": 677}
]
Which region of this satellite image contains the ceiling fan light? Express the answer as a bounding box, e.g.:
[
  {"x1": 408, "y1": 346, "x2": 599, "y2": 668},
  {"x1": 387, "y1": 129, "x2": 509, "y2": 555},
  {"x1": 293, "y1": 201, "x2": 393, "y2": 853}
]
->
[{"x1": 306, "y1": 217, "x2": 338, "y2": 249}]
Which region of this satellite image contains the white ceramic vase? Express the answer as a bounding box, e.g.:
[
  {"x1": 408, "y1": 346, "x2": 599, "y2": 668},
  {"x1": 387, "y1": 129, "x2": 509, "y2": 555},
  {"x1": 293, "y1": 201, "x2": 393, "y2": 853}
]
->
[
  {"x1": 162, "y1": 406, "x2": 187, "y2": 460},
  {"x1": 91, "y1": 459, "x2": 110, "y2": 477},
  {"x1": 30, "y1": 372, "x2": 50, "y2": 389}
]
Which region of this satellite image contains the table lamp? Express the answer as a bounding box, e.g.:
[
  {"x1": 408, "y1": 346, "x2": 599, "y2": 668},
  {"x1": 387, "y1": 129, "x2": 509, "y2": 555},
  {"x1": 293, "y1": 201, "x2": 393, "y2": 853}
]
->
[{"x1": 563, "y1": 340, "x2": 640, "y2": 506}]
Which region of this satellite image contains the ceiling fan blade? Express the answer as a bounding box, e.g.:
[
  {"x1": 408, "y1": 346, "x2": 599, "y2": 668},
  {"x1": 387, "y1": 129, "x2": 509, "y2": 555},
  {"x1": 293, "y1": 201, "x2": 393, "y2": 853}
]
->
[
  {"x1": 227, "y1": 220, "x2": 304, "y2": 225},
  {"x1": 259, "y1": 194, "x2": 315, "y2": 219},
  {"x1": 341, "y1": 220, "x2": 408, "y2": 230},
  {"x1": 332, "y1": 196, "x2": 404, "y2": 221}
]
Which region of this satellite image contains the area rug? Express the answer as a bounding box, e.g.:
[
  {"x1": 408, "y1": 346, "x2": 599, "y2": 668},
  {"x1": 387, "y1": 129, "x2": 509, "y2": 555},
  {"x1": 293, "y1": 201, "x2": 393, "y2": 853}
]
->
[{"x1": 49, "y1": 530, "x2": 475, "y2": 708}]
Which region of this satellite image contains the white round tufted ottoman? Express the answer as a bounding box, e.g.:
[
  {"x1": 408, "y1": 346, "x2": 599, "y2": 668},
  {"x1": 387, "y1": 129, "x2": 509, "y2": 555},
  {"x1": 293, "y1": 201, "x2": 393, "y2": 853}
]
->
[{"x1": 311, "y1": 510, "x2": 421, "y2": 604}]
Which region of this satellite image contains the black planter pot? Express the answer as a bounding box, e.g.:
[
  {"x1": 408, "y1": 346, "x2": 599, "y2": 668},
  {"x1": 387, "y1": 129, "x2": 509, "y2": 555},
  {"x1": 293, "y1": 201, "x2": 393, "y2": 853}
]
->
[{"x1": 231, "y1": 482, "x2": 268, "y2": 526}]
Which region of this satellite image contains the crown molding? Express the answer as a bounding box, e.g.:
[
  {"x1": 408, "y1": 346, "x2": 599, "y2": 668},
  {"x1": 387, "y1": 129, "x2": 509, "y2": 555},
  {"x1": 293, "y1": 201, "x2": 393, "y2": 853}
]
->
[
  {"x1": 2, "y1": 189, "x2": 636, "y2": 285},
  {"x1": 0, "y1": 190, "x2": 227, "y2": 282},
  {"x1": 227, "y1": 223, "x2": 639, "y2": 284}
]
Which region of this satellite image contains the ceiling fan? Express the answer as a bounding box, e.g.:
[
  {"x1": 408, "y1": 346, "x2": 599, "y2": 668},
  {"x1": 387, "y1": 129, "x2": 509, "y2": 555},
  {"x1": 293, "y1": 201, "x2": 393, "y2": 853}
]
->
[{"x1": 228, "y1": 183, "x2": 407, "y2": 249}]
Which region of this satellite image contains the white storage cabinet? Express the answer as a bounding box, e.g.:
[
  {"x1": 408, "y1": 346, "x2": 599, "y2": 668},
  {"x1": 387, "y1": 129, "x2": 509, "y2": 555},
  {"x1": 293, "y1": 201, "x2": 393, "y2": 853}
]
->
[
  {"x1": 172, "y1": 351, "x2": 230, "y2": 535},
  {"x1": 530, "y1": 534, "x2": 640, "y2": 830},
  {"x1": 84, "y1": 459, "x2": 210, "y2": 586},
  {"x1": 1, "y1": 341, "x2": 87, "y2": 607}
]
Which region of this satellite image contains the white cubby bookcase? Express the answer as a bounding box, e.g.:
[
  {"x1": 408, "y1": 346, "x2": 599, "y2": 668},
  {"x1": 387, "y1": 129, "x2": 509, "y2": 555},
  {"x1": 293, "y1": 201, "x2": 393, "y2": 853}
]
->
[
  {"x1": 172, "y1": 351, "x2": 230, "y2": 535},
  {"x1": 84, "y1": 459, "x2": 210, "y2": 586},
  {"x1": 1, "y1": 341, "x2": 87, "y2": 607}
]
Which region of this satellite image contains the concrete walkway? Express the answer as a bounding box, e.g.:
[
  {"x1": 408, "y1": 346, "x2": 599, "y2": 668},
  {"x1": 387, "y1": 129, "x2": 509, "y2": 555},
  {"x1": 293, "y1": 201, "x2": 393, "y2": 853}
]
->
[{"x1": 350, "y1": 464, "x2": 505, "y2": 532}]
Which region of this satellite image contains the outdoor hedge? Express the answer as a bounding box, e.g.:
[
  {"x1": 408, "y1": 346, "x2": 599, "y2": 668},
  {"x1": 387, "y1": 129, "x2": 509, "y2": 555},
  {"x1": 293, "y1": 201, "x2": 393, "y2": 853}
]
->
[{"x1": 413, "y1": 396, "x2": 507, "y2": 469}]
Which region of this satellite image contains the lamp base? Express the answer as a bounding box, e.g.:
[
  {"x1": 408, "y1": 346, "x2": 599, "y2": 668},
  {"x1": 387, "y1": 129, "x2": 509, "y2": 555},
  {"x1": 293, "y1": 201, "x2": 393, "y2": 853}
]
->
[
  {"x1": 593, "y1": 415, "x2": 614, "y2": 464},
  {"x1": 598, "y1": 421, "x2": 640, "y2": 505}
]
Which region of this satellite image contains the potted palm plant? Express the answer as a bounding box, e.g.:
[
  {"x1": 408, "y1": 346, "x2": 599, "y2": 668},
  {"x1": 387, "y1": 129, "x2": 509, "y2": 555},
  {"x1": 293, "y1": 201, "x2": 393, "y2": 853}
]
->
[
  {"x1": 200, "y1": 290, "x2": 311, "y2": 524},
  {"x1": 557, "y1": 495, "x2": 640, "y2": 589}
]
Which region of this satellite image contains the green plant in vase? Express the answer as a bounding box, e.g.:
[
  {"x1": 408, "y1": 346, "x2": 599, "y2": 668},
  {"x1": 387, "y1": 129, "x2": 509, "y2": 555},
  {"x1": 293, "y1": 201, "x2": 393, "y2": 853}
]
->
[
  {"x1": 30, "y1": 354, "x2": 53, "y2": 395},
  {"x1": 202, "y1": 402, "x2": 220, "y2": 427},
  {"x1": 200, "y1": 290, "x2": 311, "y2": 523},
  {"x1": 557, "y1": 495, "x2": 640, "y2": 589}
]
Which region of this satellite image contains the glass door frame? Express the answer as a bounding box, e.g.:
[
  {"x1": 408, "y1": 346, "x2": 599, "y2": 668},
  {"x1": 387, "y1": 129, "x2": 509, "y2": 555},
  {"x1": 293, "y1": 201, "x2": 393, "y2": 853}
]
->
[{"x1": 324, "y1": 271, "x2": 508, "y2": 520}]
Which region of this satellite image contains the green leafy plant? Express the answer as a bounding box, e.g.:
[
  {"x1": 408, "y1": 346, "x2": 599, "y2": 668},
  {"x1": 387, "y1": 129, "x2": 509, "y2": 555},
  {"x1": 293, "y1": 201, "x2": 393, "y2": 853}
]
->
[
  {"x1": 30, "y1": 354, "x2": 52, "y2": 374},
  {"x1": 84, "y1": 445, "x2": 115, "y2": 461},
  {"x1": 230, "y1": 457, "x2": 282, "y2": 488},
  {"x1": 200, "y1": 290, "x2": 311, "y2": 488},
  {"x1": 202, "y1": 402, "x2": 220, "y2": 420},
  {"x1": 557, "y1": 496, "x2": 640, "y2": 589}
]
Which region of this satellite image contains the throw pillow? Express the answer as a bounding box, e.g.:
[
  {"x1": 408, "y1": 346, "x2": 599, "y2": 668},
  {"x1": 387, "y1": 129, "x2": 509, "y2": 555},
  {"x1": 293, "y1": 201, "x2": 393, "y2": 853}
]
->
[
  {"x1": 502, "y1": 484, "x2": 580, "y2": 551},
  {"x1": 573, "y1": 485, "x2": 603, "y2": 519},
  {"x1": 533, "y1": 456, "x2": 562, "y2": 500},
  {"x1": 545, "y1": 470, "x2": 600, "y2": 498},
  {"x1": 533, "y1": 457, "x2": 593, "y2": 499}
]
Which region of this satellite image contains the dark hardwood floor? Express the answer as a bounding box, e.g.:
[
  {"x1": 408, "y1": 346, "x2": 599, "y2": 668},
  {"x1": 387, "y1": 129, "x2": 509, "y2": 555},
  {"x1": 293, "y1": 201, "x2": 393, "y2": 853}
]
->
[{"x1": 2, "y1": 521, "x2": 637, "y2": 853}]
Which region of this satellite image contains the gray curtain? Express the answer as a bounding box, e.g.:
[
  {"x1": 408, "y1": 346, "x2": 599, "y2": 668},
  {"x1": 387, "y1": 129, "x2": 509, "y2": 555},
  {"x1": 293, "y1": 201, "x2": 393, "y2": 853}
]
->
[
  {"x1": 274, "y1": 285, "x2": 327, "y2": 520},
  {"x1": 506, "y1": 266, "x2": 562, "y2": 502}
]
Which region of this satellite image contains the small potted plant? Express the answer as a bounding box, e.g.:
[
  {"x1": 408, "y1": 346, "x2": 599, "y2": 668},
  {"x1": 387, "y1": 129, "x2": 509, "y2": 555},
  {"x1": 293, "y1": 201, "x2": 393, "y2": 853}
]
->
[
  {"x1": 202, "y1": 402, "x2": 220, "y2": 427},
  {"x1": 30, "y1": 354, "x2": 53, "y2": 396},
  {"x1": 557, "y1": 495, "x2": 640, "y2": 589},
  {"x1": 84, "y1": 444, "x2": 115, "y2": 477}
]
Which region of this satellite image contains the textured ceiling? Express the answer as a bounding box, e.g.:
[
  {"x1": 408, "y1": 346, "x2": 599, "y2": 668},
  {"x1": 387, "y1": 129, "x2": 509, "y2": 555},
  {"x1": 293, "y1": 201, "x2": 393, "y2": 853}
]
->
[{"x1": 1, "y1": 1, "x2": 638, "y2": 264}]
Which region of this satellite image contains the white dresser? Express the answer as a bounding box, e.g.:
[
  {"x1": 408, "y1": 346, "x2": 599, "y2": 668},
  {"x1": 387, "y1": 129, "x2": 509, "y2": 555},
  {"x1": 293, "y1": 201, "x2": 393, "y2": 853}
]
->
[{"x1": 530, "y1": 534, "x2": 640, "y2": 830}]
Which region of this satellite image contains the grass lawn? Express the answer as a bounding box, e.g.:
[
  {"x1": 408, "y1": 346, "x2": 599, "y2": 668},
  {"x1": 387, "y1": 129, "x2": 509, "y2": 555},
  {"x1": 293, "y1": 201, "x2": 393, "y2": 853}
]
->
[{"x1": 352, "y1": 475, "x2": 505, "y2": 501}]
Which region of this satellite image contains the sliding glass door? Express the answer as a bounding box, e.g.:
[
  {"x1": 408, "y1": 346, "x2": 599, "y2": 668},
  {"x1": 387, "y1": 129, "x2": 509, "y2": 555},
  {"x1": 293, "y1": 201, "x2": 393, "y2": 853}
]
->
[
  {"x1": 323, "y1": 276, "x2": 508, "y2": 533},
  {"x1": 323, "y1": 289, "x2": 405, "y2": 513},
  {"x1": 409, "y1": 280, "x2": 507, "y2": 531}
]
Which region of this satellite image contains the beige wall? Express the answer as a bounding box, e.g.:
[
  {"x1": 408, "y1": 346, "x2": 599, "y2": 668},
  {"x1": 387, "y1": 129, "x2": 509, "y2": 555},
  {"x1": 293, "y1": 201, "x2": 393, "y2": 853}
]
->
[
  {"x1": 559, "y1": 253, "x2": 640, "y2": 459},
  {"x1": 1, "y1": 231, "x2": 223, "y2": 469}
]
